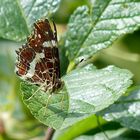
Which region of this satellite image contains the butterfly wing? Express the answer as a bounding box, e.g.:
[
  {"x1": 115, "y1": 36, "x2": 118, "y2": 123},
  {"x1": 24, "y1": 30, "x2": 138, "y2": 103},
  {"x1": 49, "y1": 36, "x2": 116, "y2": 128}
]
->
[{"x1": 15, "y1": 19, "x2": 61, "y2": 92}]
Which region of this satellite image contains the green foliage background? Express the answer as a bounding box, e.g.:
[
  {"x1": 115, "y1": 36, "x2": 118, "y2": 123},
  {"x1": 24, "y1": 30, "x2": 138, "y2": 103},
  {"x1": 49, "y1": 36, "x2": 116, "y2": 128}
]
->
[{"x1": 0, "y1": 0, "x2": 140, "y2": 140}]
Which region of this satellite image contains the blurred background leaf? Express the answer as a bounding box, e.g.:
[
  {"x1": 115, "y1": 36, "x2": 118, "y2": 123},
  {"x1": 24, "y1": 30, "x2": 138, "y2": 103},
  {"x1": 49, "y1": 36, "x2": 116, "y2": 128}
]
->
[
  {"x1": 99, "y1": 87, "x2": 140, "y2": 131},
  {"x1": 0, "y1": 40, "x2": 46, "y2": 139},
  {"x1": 74, "y1": 128, "x2": 140, "y2": 140}
]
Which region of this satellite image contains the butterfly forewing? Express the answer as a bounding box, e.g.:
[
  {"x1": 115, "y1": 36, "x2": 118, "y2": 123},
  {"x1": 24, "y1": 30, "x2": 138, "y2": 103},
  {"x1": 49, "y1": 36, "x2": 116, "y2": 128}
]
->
[{"x1": 15, "y1": 19, "x2": 61, "y2": 93}]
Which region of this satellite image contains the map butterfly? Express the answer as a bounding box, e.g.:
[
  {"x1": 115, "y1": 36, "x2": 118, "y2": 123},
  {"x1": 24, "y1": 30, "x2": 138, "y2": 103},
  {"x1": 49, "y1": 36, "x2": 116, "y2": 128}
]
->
[{"x1": 15, "y1": 19, "x2": 61, "y2": 93}]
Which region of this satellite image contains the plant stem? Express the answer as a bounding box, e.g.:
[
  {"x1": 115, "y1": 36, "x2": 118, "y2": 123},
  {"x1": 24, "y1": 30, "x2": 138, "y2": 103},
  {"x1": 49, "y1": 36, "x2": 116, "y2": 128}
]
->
[
  {"x1": 96, "y1": 116, "x2": 110, "y2": 140},
  {"x1": 67, "y1": 61, "x2": 75, "y2": 73},
  {"x1": 45, "y1": 127, "x2": 55, "y2": 140},
  {"x1": 0, "y1": 119, "x2": 5, "y2": 134}
]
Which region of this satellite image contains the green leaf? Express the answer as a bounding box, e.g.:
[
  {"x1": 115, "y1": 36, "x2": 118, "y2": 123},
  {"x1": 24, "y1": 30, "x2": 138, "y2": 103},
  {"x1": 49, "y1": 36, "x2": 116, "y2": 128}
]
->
[
  {"x1": 21, "y1": 64, "x2": 132, "y2": 129},
  {"x1": 99, "y1": 87, "x2": 140, "y2": 131},
  {"x1": 61, "y1": 65, "x2": 133, "y2": 128},
  {"x1": 20, "y1": 0, "x2": 61, "y2": 27},
  {"x1": 64, "y1": 0, "x2": 140, "y2": 63},
  {"x1": 0, "y1": 0, "x2": 61, "y2": 41},
  {"x1": 74, "y1": 128, "x2": 137, "y2": 140},
  {"x1": 21, "y1": 83, "x2": 69, "y2": 129},
  {"x1": 0, "y1": 0, "x2": 29, "y2": 41}
]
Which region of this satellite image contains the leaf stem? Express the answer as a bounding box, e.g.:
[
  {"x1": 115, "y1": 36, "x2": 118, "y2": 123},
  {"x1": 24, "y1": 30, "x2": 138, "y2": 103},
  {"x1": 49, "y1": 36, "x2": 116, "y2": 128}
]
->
[
  {"x1": 96, "y1": 116, "x2": 110, "y2": 140},
  {"x1": 67, "y1": 61, "x2": 76, "y2": 73},
  {"x1": 45, "y1": 127, "x2": 55, "y2": 140}
]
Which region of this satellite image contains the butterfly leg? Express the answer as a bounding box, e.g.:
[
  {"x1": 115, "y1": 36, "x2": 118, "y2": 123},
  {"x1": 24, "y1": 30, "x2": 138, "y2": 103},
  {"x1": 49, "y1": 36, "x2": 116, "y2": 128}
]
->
[
  {"x1": 26, "y1": 82, "x2": 46, "y2": 101},
  {"x1": 60, "y1": 93, "x2": 65, "y2": 110},
  {"x1": 44, "y1": 93, "x2": 53, "y2": 115}
]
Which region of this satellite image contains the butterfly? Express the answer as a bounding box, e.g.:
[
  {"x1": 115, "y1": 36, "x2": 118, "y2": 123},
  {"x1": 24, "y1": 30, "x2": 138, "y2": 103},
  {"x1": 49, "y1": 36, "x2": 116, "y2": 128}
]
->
[{"x1": 15, "y1": 19, "x2": 61, "y2": 93}]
